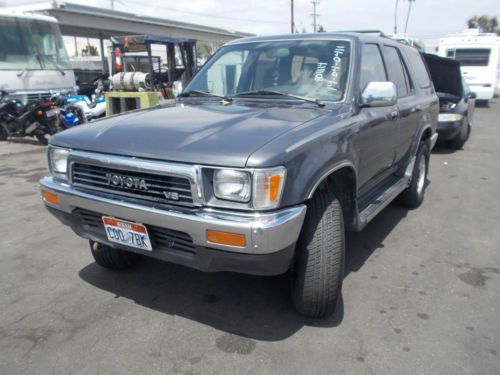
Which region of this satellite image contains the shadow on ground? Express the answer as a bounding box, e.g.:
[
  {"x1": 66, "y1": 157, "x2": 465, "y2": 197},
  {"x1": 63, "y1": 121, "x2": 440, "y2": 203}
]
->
[{"x1": 79, "y1": 204, "x2": 409, "y2": 341}]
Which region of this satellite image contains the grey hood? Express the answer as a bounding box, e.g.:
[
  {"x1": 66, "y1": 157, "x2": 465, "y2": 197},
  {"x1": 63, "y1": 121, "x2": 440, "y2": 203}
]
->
[{"x1": 51, "y1": 101, "x2": 329, "y2": 167}]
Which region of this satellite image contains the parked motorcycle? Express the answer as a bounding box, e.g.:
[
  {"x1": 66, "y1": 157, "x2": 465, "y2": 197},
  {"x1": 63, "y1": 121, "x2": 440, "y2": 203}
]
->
[
  {"x1": 51, "y1": 93, "x2": 87, "y2": 129},
  {"x1": 0, "y1": 91, "x2": 59, "y2": 145}
]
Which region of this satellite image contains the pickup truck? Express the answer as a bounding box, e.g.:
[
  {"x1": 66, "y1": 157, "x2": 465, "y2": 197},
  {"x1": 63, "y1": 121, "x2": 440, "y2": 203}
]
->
[{"x1": 40, "y1": 33, "x2": 438, "y2": 318}]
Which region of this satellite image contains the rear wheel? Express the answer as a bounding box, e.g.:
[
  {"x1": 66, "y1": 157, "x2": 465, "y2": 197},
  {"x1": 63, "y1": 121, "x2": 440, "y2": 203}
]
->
[
  {"x1": 291, "y1": 188, "x2": 345, "y2": 318},
  {"x1": 89, "y1": 241, "x2": 140, "y2": 270},
  {"x1": 398, "y1": 142, "x2": 429, "y2": 208},
  {"x1": 35, "y1": 122, "x2": 58, "y2": 145}
]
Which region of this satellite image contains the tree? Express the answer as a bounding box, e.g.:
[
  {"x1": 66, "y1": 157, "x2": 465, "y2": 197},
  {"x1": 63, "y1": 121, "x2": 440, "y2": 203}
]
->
[
  {"x1": 81, "y1": 44, "x2": 98, "y2": 56},
  {"x1": 196, "y1": 41, "x2": 219, "y2": 61},
  {"x1": 317, "y1": 25, "x2": 326, "y2": 32},
  {"x1": 467, "y1": 15, "x2": 499, "y2": 34}
]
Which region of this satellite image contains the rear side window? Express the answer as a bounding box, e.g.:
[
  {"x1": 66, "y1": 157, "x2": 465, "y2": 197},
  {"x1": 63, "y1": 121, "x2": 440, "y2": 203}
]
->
[
  {"x1": 359, "y1": 44, "x2": 387, "y2": 91},
  {"x1": 405, "y1": 48, "x2": 431, "y2": 88},
  {"x1": 447, "y1": 48, "x2": 491, "y2": 66},
  {"x1": 383, "y1": 46, "x2": 412, "y2": 97}
]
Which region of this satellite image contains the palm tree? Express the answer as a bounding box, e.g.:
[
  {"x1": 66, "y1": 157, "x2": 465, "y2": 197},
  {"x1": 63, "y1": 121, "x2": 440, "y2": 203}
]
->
[{"x1": 467, "y1": 15, "x2": 499, "y2": 33}]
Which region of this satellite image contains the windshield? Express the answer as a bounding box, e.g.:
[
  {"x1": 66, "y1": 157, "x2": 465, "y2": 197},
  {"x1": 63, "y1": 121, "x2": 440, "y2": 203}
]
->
[
  {"x1": 447, "y1": 48, "x2": 491, "y2": 67},
  {"x1": 0, "y1": 16, "x2": 71, "y2": 71},
  {"x1": 185, "y1": 39, "x2": 351, "y2": 102}
]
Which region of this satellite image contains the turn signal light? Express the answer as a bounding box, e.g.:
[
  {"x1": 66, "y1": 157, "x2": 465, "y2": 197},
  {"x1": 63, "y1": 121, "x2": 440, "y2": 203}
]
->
[
  {"x1": 42, "y1": 190, "x2": 59, "y2": 205},
  {"x1": 36, "y1": 110, "x2": 44, "y2": 116},
  {"x1": 206, "y1": 230, "x2": 246, "y2": 248}
]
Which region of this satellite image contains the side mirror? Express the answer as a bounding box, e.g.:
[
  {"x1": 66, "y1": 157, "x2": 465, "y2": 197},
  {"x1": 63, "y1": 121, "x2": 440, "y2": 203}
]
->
[
  {"x1": 361, "y1": 81, "x2": 397, "y2": 107},
  {"x1": 467, "y1": 92, "x2": 477, "y2": 99},
  {"x1": 172, "y1": 81, "x2": 183, "y2": 98}
]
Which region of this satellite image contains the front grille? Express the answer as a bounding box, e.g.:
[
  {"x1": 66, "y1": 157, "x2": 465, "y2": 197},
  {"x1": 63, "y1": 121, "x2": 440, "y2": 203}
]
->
[
  {"x1": 75, "y1": 209, "x2": 196, "y2": 254},
  {"x1": 27, "y1": 92, "x2": 51, "y2": 103},
  {"x1": 71, "y1": 163, "x2": 194, "y2": 207}
]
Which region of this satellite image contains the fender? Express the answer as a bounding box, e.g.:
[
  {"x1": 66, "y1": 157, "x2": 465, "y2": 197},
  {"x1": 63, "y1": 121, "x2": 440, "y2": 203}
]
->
[{"x1": 306, "y1": 160, "x2": 357, "y2": 200}]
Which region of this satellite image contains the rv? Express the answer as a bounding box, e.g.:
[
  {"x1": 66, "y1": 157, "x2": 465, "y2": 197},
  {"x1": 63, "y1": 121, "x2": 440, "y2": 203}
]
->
[
  {"x1": 438, "y1": 29, "x2": 500, "y2": 102},
  {"x1": 0, "y1": 9, "x2": 76, "y2": 104}
]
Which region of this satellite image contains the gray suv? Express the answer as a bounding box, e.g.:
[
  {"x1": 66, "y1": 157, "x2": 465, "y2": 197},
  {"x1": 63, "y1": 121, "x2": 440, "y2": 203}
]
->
[{"x1": 41, "y1": 32, "x2": 438, "y2": 318}]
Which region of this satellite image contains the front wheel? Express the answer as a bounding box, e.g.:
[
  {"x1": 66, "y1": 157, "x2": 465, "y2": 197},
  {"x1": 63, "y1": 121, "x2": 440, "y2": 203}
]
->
[
  {"x1": 398, "y1": 142, "x2": 429, "y2": 208},
  {"x1": 291, "y1": 189, "x2": 345, "y2": 318},
  {"x1": 0, "y1": 125, "x2": 7, "y2": 141},
  {"x1": 448, "y1": 122, "x2": 471, "y2": 150},
  {"x1": 89, "y1": 241, "x2": 140, "y2": 270}
]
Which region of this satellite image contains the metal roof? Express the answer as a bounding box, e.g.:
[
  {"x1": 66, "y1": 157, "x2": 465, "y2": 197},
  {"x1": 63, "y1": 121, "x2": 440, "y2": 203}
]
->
[{"x1": 6, "y1": 1, "x2": 253, "y2": 43}]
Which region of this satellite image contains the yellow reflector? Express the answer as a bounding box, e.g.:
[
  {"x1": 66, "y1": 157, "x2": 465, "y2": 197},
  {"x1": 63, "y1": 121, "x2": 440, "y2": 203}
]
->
[
  {"x1": 269, "y1": 175, "x2": 281, "y2": 202},
  {"x1": 42, "y1": 190, "x2": 59, "y2": 205},
  {"x1": 206, "y1": 230, "x2": 246, "y2": 248}
]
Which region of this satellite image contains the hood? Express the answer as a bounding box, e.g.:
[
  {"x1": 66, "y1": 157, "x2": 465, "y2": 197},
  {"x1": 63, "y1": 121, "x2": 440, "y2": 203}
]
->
[
  {"x1": 51, "y1": 101, "x2": 329, "y2": 167},
  {"x1": 423, "y1": 53, "x2": 463, "y2": 99}
]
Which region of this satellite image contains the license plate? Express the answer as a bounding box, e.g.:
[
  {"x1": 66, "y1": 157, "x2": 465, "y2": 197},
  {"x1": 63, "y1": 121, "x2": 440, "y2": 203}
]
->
[
  {"x1": 46, "y1": 109, "x2": 56, "y2": 118},
  {"x1": 102, "y1": 216, "x2": 152, "y2": 251}
]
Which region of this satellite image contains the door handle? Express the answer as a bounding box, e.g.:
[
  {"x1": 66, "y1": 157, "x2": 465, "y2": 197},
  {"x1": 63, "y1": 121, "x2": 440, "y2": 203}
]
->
[
  {"x1": 410, "y1": 106, "x2": 421, "y2": 113},
  {"x1": 389, "y1": 110, "x2": 399, "y2": 120}
]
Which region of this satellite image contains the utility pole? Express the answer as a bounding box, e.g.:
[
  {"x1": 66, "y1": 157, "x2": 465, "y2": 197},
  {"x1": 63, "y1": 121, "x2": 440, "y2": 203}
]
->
[
  {"x1": 291, "y1": 0, "x2": 295, "y2": 34},
  {"x1": 394, "y1": 0, "x2": 399, "y2": 34},
  {"x1": 110, "y1": 0, "x2": 115, "y2": 10},
  {"x1": 311, "y1": 0, "x2": 320, "y2": 33}
]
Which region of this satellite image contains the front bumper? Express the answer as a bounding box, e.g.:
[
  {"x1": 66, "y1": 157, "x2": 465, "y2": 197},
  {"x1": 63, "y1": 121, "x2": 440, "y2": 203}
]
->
[
  {"x1": 437, "y1": 119, "x2": 463, "y2": 141},
  {"x1": 40, "y1": 177, "x2": 307, "y2": 275}
]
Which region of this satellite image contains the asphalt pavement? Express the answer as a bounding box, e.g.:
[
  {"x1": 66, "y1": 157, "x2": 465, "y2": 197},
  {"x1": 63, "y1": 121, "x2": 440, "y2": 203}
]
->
[{"x1": 0, "y1": 100, "x2": 499, "y2": 375}]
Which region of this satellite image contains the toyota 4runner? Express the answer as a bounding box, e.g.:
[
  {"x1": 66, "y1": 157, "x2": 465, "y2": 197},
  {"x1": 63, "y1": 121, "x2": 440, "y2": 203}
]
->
[{"x1": 41, "y1": 33, "x2": 438, "y2": 318}]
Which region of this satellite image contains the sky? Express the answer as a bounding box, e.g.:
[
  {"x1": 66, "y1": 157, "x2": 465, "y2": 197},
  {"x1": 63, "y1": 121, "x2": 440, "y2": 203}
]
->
[{"x1": 2, "y1": 0, "x2": 499, "y2": 50}]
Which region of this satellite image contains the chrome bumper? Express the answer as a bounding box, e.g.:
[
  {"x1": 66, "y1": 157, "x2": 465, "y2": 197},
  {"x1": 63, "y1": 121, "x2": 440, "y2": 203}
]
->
[{"x1": 40, "y1": 177, "x2": 306, "y2": 255}]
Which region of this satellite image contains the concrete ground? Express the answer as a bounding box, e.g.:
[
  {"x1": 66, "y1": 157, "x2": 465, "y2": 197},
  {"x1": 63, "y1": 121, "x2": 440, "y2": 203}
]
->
[{"x1": 1, "y1": 101, "x2": 499, "y2": 375}]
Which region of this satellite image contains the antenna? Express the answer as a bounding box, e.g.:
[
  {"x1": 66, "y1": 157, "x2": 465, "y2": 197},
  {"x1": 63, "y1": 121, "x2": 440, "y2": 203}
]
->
[{"x1": 310, "y1": 1, "x2": 320, "y2": 32}]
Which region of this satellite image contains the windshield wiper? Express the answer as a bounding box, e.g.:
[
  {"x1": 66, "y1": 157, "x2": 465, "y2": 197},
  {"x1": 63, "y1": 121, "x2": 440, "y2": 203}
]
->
[
  {"x1": 17, "y1": 54, "x2": 42, "y2": 78},
  {"x1": 234, "y1": 89, "x2": 325, "y2": 107},
  {"x1": 179, "y1": 90, "x2": 231, "y2": 102}
]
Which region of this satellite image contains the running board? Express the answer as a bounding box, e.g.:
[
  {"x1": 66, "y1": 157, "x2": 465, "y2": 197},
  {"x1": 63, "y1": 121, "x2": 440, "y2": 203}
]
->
[{"x1": 356, "y1": 176, "x2": 410, "y2": 230}]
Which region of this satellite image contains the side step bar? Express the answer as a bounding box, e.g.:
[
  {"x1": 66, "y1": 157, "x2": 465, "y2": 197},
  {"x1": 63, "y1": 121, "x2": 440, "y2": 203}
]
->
[{"x1": 353, "y1": 156, "x2": 415, "y2": 231}]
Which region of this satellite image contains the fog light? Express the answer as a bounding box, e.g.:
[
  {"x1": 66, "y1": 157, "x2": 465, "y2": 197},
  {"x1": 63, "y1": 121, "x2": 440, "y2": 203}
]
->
[
  {"x1": 206, "y1": 230, "x2": 246, "y2": 247},
  {"x1": 42, "y1": 190, "x2": 58, "y2": 205}
]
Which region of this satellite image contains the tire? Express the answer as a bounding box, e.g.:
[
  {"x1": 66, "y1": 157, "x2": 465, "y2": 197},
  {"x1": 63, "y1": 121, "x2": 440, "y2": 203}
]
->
[
  {"x1": 291, "y1": 188, "x2": 345, "y2": 318},
  {"x1": 398, "y1": 142, "x2": 429, "y2": 208},
  {"x1": 89, "y1": 240, "x2": 140, "y2": 270},
  {"x1": 0, "y1": 126, "x2": 7, "y2": 141},
  {"x1": 448, "y1": 122, "x2": 471, "y2": 150},
  {"x1": 35, "y1": 122, "x2": 58, "y2": 145}
]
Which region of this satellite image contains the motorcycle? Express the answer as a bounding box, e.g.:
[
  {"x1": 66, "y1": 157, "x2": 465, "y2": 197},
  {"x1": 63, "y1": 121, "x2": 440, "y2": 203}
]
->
[
  {"x1": 0, "y1": 91, "x2": 59, "y2": 145},
  {"x1": 51, "y1": 93, "x2": 87, "y2": 129}
]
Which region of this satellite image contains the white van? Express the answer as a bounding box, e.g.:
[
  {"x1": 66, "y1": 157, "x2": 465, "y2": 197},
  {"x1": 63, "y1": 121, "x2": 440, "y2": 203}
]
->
[
  {"x1": 438, "y1": 29, "x2": 500, "y2": 102},
  {"x1": 0, "y1": 9, "x2": 76, "y2": 104}
]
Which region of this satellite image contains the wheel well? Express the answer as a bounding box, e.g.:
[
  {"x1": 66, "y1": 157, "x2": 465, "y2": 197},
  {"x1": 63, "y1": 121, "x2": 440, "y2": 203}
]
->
[
  {"x1": 316, "y1": 167, "x2": 357, "y2": 229},
  {"x1": 421, "y1": 126, "x2": 432, "y2": 147}
]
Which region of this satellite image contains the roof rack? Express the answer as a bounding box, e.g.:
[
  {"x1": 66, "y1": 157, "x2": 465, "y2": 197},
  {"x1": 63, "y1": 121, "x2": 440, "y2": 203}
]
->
[{"x1": 340, "y1": 30, "x2": 388, "y2": 37}]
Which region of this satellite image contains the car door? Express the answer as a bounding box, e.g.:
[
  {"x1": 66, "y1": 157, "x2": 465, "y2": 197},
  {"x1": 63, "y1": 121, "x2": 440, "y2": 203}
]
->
[
  {"x1": 382, "y1": 45, "x2": 419, "y2": 163},
  {"x1": 356, "y1": 43, "x2": 399, "y2": 193}
]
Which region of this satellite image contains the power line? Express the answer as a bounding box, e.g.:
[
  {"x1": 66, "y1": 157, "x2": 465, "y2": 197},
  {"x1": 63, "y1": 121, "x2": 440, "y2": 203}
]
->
[
  {"x1": 119, "y1": 0, "x2": 289, "y2": 25},
  {"x1": 310, "y1": 1, "x2": 320, "y2": 32}
]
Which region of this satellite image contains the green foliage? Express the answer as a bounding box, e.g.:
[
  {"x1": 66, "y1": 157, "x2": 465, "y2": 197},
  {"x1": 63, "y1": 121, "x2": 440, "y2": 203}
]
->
[
  {"x1": 467, "y1": 15, "x2": 499, "y2": 34},
  {"x1": 81, "y1": 44, "x2": 99, "y2": 56}
]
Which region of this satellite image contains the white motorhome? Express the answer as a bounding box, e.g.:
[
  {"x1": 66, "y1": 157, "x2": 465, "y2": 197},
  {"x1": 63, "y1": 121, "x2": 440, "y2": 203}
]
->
[
  {"x1": 0, "y1": 9, "x2": 76, "y2": 104},
  {"x1": 438, "y1": 29, "x2": 500, "y2": 101}
]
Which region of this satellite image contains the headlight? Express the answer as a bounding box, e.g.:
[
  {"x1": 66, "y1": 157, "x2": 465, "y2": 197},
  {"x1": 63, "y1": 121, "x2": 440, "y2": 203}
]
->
[
  {"x1": 49, "y1": 147, "x2": 70, "y2": 175},
  {"x1": 438, "y1": 113, "x2": 463, "y2": 122},
  {"x1": 214, "y1": 169, "x2": 251, "y2": 202},
  {"x1": 252, "y1": 167, "x2": 286, "y2": 209}
]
